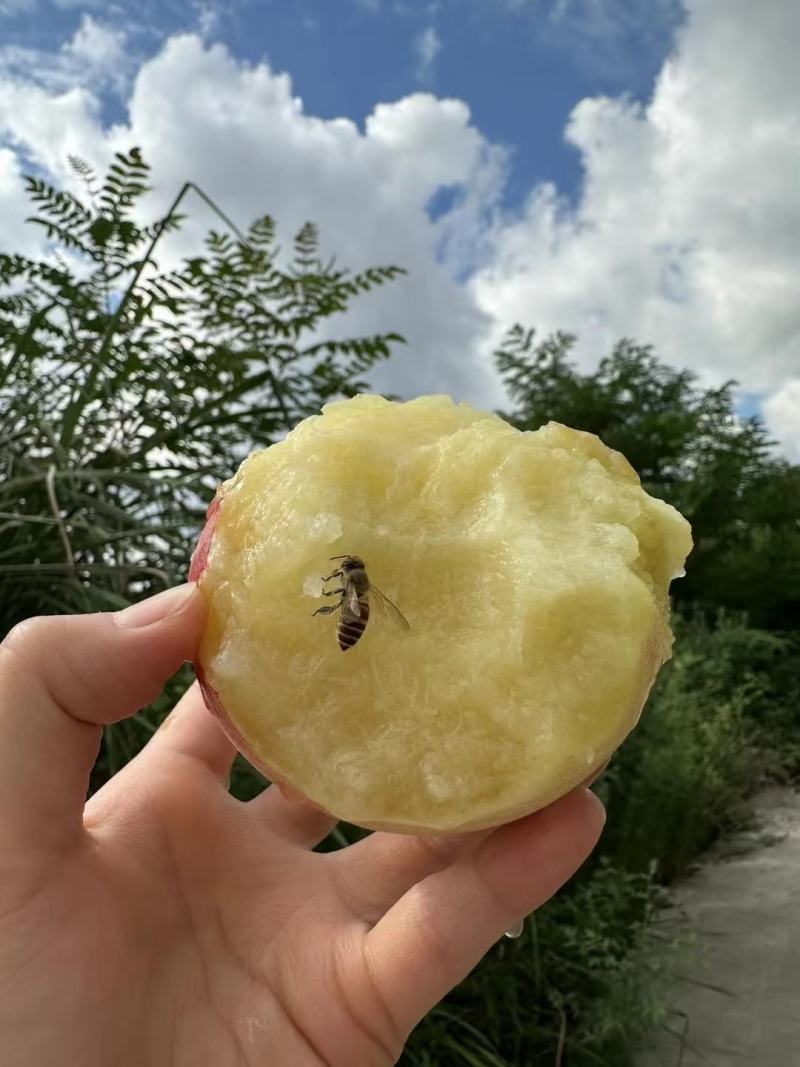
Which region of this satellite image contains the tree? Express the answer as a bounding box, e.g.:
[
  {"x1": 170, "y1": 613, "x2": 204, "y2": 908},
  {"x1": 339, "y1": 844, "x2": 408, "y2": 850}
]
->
[
  {"x1": 0, "y1": 148, "x2": 405, "y2": 634},
  {"x1": 495, "y1": 326, "x2": 800, "y2": 628}
]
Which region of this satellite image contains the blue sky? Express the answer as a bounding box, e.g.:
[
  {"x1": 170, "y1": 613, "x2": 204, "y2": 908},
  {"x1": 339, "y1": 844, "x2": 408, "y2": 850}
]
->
[
  {"x1": 0, "y1": 0, "x2": 682, "y2": 208},
  {"x1": 0, "y1": 1, "x2": 798, "y2": 454},
  {"x1": 220, "y1": 0, "x2": 681, "y2": 208}
]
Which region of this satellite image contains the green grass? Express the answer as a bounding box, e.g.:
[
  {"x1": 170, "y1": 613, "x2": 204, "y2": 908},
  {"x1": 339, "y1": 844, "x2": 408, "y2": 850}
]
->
[
  {"x1": 402, "y1": 861, "x2": 674, "y2": 1066},
  {"x1": 602, "y1": 614, "x2": 796, "y2": 881}
]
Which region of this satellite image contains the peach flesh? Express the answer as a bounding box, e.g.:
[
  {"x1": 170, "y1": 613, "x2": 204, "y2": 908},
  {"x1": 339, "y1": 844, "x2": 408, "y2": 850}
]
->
[{"x1": 190, "y1": 395, "x2": 692, "y2": 833}]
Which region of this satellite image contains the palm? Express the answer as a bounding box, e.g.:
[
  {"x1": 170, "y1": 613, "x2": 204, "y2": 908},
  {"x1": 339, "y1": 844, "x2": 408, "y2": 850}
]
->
[
  {"x1": 0, "y1": 588, "x2": 604, "y2": 1067},
  {"x1": 4, "y1": 717, "x2": 401, "y2": 1066}
]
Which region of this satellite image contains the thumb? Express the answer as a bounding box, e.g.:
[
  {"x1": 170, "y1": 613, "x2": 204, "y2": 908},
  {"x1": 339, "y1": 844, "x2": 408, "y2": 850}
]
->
[{"x1": 0, "y1": 583, "x2": 205, "y2": 855}]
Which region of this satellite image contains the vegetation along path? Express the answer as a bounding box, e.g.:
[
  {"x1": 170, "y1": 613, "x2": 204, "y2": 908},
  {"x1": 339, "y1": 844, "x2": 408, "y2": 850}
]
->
[{"x1": 637, "y1": 786, "x2": 800, "y2": 1067}]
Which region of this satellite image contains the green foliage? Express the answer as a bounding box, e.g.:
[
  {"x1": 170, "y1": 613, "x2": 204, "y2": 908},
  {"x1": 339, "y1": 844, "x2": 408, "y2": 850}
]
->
[
  {"x1": 404, "y1": 861, "x2": 671, "y2": 1067},
  {"x1": 599, "y1": 616, "x2": 771, "y2": 881},
  {"x1": 0, "y1": 148, "x2": 405, "y2": 634},
  {"x1": 594, "y1": 611, "x2": 800, "y2": 891},
  {"x1": 495, "y1": 326, "x2": 800, "y2": 629}
]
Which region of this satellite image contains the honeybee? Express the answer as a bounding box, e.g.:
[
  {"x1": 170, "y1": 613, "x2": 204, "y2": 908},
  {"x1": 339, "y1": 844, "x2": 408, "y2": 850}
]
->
[{"x1": 313, "y1": 554, "x2": 410, "y2": 650}]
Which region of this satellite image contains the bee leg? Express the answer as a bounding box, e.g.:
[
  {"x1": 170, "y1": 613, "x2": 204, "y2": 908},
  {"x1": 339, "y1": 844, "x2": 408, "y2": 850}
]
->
[
  {"x1": 313, "y1": 605, "x2": 339, "y2": 616},
  {"x1": 322, "y1": 587, "x2": 345, "y2": 597},
  {"x1": 321, "y1": 570, "x2": 343, "y2": 582}
]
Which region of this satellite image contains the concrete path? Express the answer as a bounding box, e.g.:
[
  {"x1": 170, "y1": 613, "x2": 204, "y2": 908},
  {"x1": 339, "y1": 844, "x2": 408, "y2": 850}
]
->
[{"x1": 637, "y1": 786, "x2": 800, "y2": 1067}]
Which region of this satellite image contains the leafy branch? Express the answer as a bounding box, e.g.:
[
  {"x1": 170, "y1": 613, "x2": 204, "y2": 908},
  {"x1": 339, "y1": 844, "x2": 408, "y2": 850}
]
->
[{"x1": 0, "y1": 147, "x2": 406, "y2": 633}]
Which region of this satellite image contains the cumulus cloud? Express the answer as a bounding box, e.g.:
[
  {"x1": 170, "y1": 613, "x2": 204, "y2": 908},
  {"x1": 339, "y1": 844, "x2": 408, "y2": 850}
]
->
[
  {"x1": 65, "y1": 14, "x2": 129, "y2": 77},
  {"x1": 0, "y1": 15, "x2": 131, "y2": 96},
  {"x1": 0, "y1": 0, "x2": 798, "y2": 448},
  {"x1": 0, "y1": 145, "x2": 40, "y2": 256},
  {"x1": 764, "y1": 380, "x2": 800, "y2": 461},
  {"x1": 0, "y1": 31, "x2": 505, "y2": 405},
  {"x1": 473, "y1": 0, "x2": 800, "y2": 401}
]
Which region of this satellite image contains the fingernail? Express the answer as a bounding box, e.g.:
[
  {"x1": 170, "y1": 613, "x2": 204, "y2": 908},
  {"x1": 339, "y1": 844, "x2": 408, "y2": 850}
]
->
[
  {"x1": 585, "y1": 789, "x2": 607, "y2": 828},
  {"x1": 115, "y1": 583, "x2": 197, "y2": 628}
]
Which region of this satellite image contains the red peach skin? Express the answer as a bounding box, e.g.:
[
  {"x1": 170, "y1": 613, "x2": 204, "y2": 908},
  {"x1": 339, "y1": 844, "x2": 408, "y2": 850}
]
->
[{"x1": 189, "y1": 493, "x2": 329, "y2": 812}]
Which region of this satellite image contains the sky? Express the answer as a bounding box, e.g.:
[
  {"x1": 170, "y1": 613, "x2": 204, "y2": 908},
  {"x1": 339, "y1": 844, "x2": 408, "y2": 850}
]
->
[{"x1": 1, "y1": 0, "x2": 799, "y2": 456}]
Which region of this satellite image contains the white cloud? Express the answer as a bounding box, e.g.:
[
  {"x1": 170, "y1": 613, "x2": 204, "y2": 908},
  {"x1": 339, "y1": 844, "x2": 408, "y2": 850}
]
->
[
  {"x1": 0, "y1": 33, "x2": 505, "y2": 405},
  {"x1": 0, "y1": 145, "x2": 39, "y2": 255},
  {"x1": 65, "y1": 14, "x2": 127, "y2": 69},
  {"x1": 0, "y1": 80, "x2": 108, "y2": 179},
  {"x1": 0, "y1": 0, "x2": 799, "y2": 453},
  {"x1": 414, "y1": 25, "x2": 441, "y2": 82},
  {"x1": 0, "y1": 15, "x2": 131, "y2": 96},
  {"x1": 764, "y1": 381, "x2": 800, "y2": 462},
  {"x1": 472, "y1": 0, "x2": 800, "y2": 400}
]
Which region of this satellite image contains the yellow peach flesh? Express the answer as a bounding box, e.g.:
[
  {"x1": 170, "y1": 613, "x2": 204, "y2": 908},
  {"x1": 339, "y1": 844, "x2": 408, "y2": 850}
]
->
[{"x1": 194, "y1": 395, "x2": 692, "y2": 833}]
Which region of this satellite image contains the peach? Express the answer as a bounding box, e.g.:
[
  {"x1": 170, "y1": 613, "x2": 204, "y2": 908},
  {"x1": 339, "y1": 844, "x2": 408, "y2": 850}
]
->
[{"x1": 190, "y1": 395, "x2": 692, "y2": 833}]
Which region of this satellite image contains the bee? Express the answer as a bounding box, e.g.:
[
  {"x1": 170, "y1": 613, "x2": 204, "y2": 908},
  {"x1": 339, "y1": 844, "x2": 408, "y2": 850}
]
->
[{"x1": 312, "y1": 554, "x2": 410, "y2": 651}]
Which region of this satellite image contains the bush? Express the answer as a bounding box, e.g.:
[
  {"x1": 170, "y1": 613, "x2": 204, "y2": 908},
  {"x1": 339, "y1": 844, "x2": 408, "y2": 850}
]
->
[
  {"x1": 599, "y1": 615, "x2": 772, "y2": 881},
  {"x1": 0, "y1": 148, "x2": 405, "y2": 635},
  {"x1": 403, "y1": 861, "x2": 672, "y2": 1066},
  {"x1": 494, "y1": 325, "x2": 800, "y2": 629}
]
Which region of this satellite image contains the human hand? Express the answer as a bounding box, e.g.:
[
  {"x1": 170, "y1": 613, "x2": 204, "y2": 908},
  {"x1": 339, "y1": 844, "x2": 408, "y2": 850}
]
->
[{"x1": 0, "y1": 584, "x2": 605, "y2": 1066}]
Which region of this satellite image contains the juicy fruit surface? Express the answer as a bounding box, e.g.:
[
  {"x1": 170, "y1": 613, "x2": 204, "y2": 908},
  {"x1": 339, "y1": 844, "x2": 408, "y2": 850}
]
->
[{"x1": 196, "y1": 395, "x2": 692, "y2": 833}]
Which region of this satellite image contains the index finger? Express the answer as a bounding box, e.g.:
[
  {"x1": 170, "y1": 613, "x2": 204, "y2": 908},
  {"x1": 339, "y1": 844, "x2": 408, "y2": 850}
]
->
[{"x1": 0, "y1": 585, "x2": 205, "y2": 856}]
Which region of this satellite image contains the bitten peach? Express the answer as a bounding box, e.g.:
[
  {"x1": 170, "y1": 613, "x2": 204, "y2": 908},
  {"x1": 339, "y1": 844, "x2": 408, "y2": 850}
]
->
[{"x1": 190, "y1": 395, "x2": 692, "y2": 833}]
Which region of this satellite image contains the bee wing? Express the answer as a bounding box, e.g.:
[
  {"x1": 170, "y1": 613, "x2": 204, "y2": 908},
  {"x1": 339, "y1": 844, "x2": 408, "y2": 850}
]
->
[
  {"x1": 346, "y1": 583, "x2": 362, "y2": 618},
  {"x1": 370, "y1": 583, "x2": 411, "y2": 630}
]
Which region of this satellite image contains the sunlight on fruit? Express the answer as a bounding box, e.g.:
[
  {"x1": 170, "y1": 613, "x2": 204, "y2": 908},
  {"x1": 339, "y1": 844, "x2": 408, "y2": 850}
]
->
[{"x1": 191, "y1": 395, "x2": 693, "y2": 833}]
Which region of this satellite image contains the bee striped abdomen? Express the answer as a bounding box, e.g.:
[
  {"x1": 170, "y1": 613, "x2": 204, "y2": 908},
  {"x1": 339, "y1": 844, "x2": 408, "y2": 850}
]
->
[{"x1": 338, "y1": 599, "x2": 369, "y2": 650}]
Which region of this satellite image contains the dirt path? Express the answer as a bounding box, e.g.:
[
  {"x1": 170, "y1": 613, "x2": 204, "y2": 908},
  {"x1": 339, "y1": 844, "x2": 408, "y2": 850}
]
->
[{"x1": 637, "y1": 786, "x2": 800, "y2": 1067}]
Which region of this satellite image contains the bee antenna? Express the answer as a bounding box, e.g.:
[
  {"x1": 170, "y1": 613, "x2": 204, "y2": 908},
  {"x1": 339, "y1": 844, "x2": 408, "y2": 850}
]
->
[{"x1": 329, "y1": 555, "x2": 348, "y2": 560}]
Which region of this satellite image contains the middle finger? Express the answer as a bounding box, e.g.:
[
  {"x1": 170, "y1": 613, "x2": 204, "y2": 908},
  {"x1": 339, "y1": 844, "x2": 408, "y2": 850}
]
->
[{"x1": 327, "y1": 828, "x2": 491, "y2": 920}]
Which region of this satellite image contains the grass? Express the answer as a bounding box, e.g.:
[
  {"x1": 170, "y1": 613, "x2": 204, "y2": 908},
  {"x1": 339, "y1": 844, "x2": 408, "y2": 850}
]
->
[
  {"x1": 401, "y1": 861, "x2": 674, "y2": 1066},
  {"x1": 602, "y1": 614, "x2": 796, "y2": 881}
]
